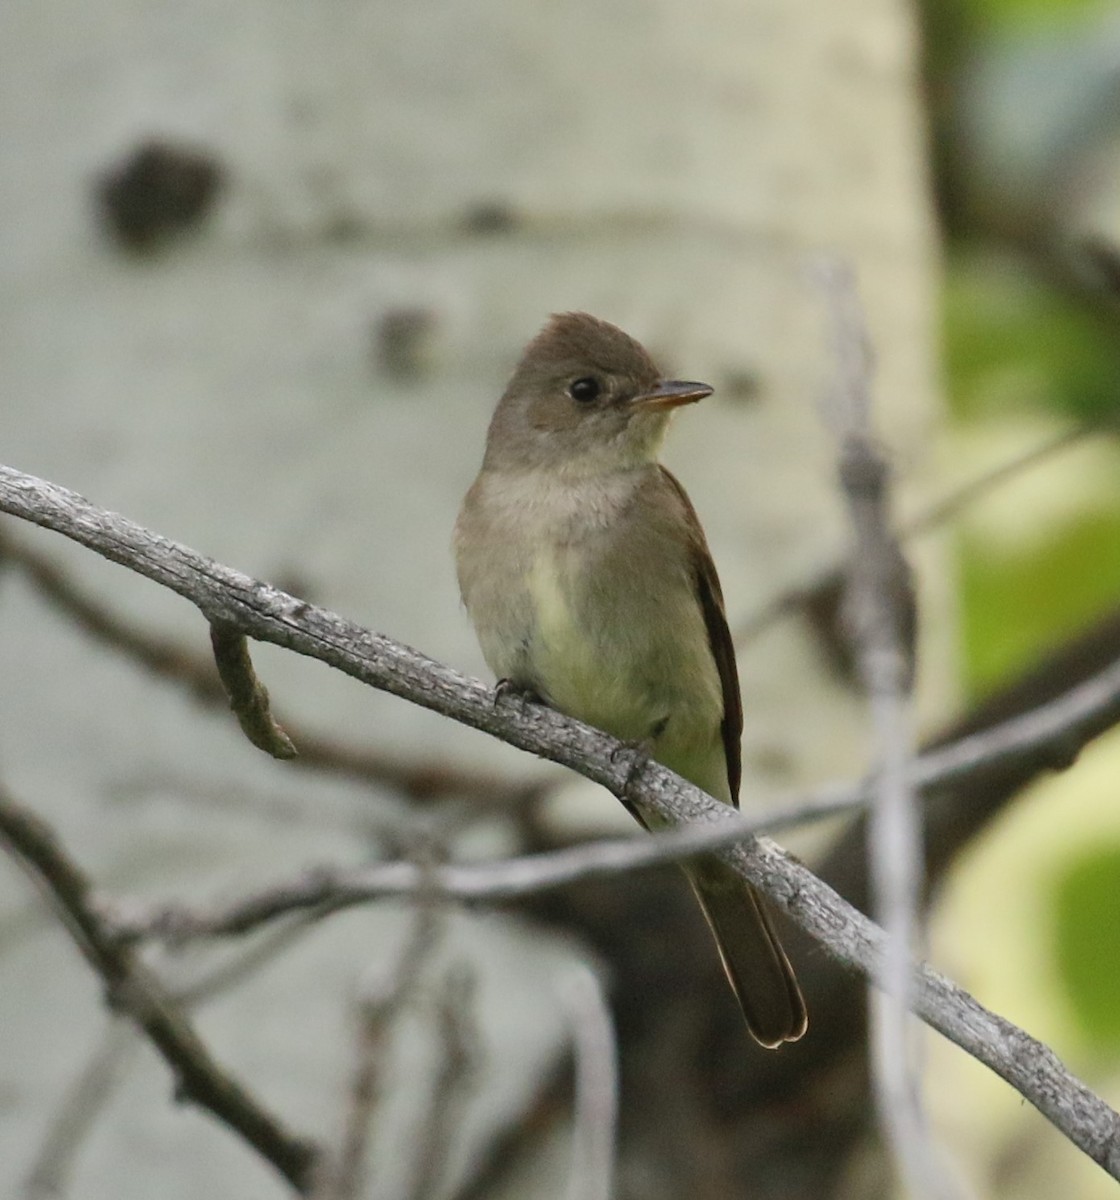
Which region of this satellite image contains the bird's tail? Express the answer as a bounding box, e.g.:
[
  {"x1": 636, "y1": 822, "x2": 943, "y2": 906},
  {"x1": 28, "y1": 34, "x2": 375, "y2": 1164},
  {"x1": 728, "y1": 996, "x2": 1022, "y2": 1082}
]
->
[{"x1": 686, "y1": 857, "x2": 808, "y2": 1048}]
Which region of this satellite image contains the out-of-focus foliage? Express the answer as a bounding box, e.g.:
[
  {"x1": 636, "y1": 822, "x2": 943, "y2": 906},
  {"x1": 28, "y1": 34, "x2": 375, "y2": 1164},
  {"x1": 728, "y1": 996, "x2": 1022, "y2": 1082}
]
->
[
  {"x1": 944, "y1": 251, "x2": 1120, "y2": 696},
  {"x1": 945, "y1": 252, "x2": 1120, "y2": 424},
  {"x1": 960, "y1": 509, "x2": 1120, "y2": 691},
  {"x1": 935, "y1": 0, "x2": 1120, "y2": 244},
  {"x1": 970, "y1": 0, "x2": 1104, "y2": 28},
  {"x1": 930, "y1": 6, "x2": 1120, "y2": 1190},
  {"x1": 937, "y1": 0, "x2": 1120, "y2": 690},
  {"x1": 1052, "y1": 844, "x2": 1120, "y2": 1048}
]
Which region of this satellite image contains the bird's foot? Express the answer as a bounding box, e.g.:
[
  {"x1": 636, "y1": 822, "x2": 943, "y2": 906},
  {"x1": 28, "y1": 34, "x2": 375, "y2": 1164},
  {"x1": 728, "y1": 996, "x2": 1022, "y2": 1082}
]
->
[
  {"x1": 610, "y1": 736, "x2": 655, "y2": 807},
  {"x1": 493, "y1": 678, "x2": 544, "y2": 710}
]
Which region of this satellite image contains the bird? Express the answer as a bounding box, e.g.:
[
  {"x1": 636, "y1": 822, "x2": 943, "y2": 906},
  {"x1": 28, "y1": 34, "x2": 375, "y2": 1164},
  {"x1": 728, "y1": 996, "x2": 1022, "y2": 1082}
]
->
[{"x1": 454, "y1": 311, "x2": 806, "y2": 1047}]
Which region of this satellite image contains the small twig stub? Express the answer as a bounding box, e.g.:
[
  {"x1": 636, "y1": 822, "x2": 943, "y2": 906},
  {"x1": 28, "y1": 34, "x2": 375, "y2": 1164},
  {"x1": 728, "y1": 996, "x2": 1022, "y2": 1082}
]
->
[{"x1": 210, "y1": 621, "x2": 298, "y2": 759}]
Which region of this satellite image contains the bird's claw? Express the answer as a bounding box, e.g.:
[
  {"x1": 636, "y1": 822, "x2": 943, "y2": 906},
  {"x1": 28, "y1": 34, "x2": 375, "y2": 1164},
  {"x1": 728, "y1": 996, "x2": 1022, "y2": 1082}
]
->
[{"x1": 493, "y1": 678, "x2": 543, "y2": 710}]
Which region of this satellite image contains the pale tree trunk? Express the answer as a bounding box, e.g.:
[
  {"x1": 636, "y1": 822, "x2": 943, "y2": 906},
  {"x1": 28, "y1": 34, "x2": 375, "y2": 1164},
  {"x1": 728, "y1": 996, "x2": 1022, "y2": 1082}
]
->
[{"x1": 0, "y1": 1, "x2": 946, "y2": 1197}]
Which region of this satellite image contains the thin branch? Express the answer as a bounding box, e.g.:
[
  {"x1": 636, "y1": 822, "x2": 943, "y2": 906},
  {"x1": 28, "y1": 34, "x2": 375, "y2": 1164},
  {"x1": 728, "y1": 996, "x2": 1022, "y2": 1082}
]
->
[
  {"x1": 2, "y1": 466, "x2": 1120, "y2": 1179},
  {"x1": 318, "y1": 1004, "x2": 386, "y2": 1200},
  {"x1": 734, "y1": 422, "x2": 1095, "y2": 648},
  {"x1": 448, "y1": 1051, "x2": 569, "y2": 1200},
  {"x1": 20, "y1": 907, "x2": 326, "y2": 1199},
  {"x1": 110, "y1": 649, "x2": 1120, "y2": 943},
  {"x1": 316, "y1": 894, "x2": 443, "y2": 1200},
  {"x1": 114, "y1": 809, "x2": 840, "y2": 942},
  {"x1": 176, "y1": 912, "x2": 329, "y2": 1004},
  {"x1": 815, "y1": 258, "x2": 961, "y2": 1199},
  {"x1": 0, "y1": 523, "x2": 544, "y2": 810},
  {"x1": 903, "y1": 424, "x2": 1093, "y2": 538},
  {"x1": 0, "y1": 785, "x2": 320, "y2": 1193}
]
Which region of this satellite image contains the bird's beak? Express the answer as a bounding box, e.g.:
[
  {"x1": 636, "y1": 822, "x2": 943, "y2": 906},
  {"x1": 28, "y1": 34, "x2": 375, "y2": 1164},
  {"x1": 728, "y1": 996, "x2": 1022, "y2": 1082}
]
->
[{"x1": 630, "y1": 379, "x2": 713, "y2": 411}]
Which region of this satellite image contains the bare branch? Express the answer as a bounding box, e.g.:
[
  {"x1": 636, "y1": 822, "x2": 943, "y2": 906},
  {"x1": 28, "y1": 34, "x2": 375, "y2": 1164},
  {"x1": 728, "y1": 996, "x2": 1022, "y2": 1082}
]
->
[
  {"x1": 109, "y1": 650, "x2": 1120, "y2": 942},
  {"x1": 98, "y1": 735, "x2": 1120, "y2": 1179},
  {"x1": 0, "y1": 523, "x2": 544, "y2": 810},
  {"x1": 748, "y1": 835, "x2": 1120, "y2": 1180},
  {"x1": 734, "y1": 422, "x2": 1095, "y2": 650},
  {"x1": 113, "y1": 810, "x2": 828, "y2": 941},
  {"x1": 21, "y1": 907, "x2": 327, "y2": 1199},
  {"x1": 815, "y1": 258, "x2": 961, "y2": 1199},
  {"x1": 903, "y1": 423, "x2": 1094, "y2": 538},
  {"x1": 316, "y1": 895, "x2": 443, "y2": 1200},
  {"x1": 2, "y1": 465, "x2": 1120, "y2": 1179},
  {"x1": 317, "y1": 1005, "x2": 386, "y2": 1200},
  {"x1": 0, "y1": 784, "x2": 320, "y2": 1193},
  {"x1": 447, "y1": 1052, "x2": 569, "y2": 1200}
]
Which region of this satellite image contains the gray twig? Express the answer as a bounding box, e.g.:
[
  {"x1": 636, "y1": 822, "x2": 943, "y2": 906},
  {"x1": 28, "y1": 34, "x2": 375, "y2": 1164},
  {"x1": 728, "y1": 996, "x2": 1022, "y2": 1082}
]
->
[
  {"x1": 814, "y1": 257, "x2": 964, "y2": 1200},
  {"x1": 21, "y1": 910, "x2": 325, "y2": 1199},
  {"x1": 316, "y1": 882, "x2": 443, "y2": 1200}
]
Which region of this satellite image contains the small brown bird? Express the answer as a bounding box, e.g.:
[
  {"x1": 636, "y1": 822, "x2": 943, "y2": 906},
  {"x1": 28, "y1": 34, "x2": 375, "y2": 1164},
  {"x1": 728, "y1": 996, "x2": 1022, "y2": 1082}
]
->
[{"x1": 454, "y1": 312, "x2": 806, "y2": 1047}]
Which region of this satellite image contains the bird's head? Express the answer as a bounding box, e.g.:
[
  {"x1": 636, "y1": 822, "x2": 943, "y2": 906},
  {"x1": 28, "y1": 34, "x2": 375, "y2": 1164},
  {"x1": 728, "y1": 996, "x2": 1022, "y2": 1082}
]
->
[{"x1": 482, "y1": 312, "x2": 712, "y2": 475}]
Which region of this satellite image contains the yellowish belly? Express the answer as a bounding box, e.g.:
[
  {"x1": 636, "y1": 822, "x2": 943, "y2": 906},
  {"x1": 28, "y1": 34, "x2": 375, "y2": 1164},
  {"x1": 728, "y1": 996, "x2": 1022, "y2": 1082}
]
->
[
  {"x1": 527, "y1": 546, "x2": 725, "y2": 788},
  {"x1": 528, "y1": 549, "x2": 648, "y2": 737}
]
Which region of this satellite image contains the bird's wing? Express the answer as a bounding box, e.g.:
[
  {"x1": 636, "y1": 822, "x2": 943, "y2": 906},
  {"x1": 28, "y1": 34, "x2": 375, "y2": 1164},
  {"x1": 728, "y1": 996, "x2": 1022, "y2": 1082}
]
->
[{"x1": 657, "y1": 466, "x2": 744, "y2": 805}]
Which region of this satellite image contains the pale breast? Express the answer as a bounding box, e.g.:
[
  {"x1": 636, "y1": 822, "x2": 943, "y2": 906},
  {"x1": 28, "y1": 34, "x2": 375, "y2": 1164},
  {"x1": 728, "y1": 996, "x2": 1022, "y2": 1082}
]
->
[{"x1": 456, "y1": 466, "x2": 727, "y2": 787}]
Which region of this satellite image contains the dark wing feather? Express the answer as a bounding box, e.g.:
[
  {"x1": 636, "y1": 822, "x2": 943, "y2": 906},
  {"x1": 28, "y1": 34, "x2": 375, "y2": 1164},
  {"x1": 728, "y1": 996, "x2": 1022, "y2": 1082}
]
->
[{"x1": 657, "y1": 467, "x2": 744, "y2": 805}]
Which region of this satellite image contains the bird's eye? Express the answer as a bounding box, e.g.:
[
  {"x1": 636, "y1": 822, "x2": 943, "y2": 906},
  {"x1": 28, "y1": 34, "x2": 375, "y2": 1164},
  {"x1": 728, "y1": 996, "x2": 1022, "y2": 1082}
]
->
[{"x1": 568, "y1": 377, "x2": 601, "y2": 403}]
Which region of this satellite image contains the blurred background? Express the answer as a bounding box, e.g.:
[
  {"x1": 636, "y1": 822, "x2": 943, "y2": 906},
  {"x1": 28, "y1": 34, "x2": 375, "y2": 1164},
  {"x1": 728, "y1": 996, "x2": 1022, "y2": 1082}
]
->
[
  {"x1": 922, "y1": 1, "x2": 1120, "y2": 1195},
  {"x1": 1, "y1": 0, "x2": 1119, "y2": 1197}
]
